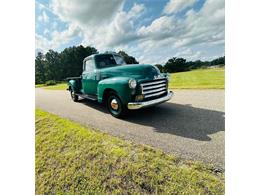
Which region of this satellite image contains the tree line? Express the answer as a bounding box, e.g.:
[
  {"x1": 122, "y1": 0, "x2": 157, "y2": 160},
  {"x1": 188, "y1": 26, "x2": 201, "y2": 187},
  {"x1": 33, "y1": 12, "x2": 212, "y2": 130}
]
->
[
  {"x1": 155, "y1": 56, "x2": 225, "y2": 73},
  {"x1": 35, "y1": 46, "x2": 139, "y2": 84},
  {"x1": 35, "y1": 45, "x2": 224, "y2": 84}
]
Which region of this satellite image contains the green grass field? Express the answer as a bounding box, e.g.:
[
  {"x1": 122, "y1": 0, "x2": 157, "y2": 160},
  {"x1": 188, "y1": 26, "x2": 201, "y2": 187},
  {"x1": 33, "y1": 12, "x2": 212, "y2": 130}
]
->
[
  {"x1": 36, "y1": 109, "x2": 224, "y2": 194},
  {"x1": 169, "y1": 68, "x2": 224, "y2": 89},
  {"x1": 36, "y1": 68, "x2": 224, "y2": 90},
  {"x1": 36, "y1": 83, "x2": 67, "y2": 90}
]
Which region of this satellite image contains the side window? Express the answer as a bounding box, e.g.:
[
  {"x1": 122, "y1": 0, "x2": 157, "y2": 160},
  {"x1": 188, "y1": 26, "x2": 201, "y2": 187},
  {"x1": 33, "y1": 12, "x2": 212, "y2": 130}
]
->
[{"x1": 85, "y1": 58, "x2": 94, "y2": 72}]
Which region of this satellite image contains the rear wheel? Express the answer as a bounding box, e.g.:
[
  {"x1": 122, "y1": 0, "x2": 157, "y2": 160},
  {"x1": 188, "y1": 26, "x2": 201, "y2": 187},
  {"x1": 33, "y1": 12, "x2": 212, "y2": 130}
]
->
[
  {"x1": 70, "y1": 88, "x2": 78, "y2": 102},
  {"x1": 106, "y1": 92, "x2": 126, "y2": 118}
]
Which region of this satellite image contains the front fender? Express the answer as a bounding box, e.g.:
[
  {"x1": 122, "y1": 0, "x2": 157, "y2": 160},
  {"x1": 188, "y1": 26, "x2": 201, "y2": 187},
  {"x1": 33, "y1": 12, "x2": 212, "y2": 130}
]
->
[{"x1": 97, "y1": 77, "x2": 134, "y2": 104}]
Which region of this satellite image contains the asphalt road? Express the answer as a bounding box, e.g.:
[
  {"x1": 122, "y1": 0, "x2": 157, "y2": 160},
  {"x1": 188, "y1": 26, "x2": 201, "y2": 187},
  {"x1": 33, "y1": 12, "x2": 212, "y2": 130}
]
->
[{"x1": 36, "y1": 88, "x2": 225, "y2": 167}]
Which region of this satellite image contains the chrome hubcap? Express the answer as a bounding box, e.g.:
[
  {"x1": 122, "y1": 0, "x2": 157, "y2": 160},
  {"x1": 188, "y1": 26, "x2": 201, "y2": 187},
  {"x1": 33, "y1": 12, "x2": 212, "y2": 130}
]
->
[{"x1": 110, "y1": 99, "x2": 119, "y2": 110}]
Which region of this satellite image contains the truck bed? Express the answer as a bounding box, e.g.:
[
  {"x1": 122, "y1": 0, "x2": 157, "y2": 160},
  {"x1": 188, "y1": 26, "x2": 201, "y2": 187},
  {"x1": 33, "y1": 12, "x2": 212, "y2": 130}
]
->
[{"x1": 66, "y1": 76, "x2": 81, "y2": 81}]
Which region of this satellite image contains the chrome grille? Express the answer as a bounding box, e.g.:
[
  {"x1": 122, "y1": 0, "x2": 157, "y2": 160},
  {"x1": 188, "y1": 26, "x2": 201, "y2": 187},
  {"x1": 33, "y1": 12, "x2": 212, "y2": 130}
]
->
[{"x1": 140, "y1": 79, "x2": 167, "y2": 99}]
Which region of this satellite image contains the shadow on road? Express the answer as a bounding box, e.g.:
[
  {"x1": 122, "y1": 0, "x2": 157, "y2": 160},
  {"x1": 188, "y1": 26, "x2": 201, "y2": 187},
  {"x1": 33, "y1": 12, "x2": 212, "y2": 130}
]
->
[
  {"x1": 78, "y1": 99, "x2": 225, "y2": 141},
  {"x1": 126, "y1": 103, "x2": 225, "y2": 141},
  {"x1": 78, "y1": 98, "x2": 108, "y2": 113}
]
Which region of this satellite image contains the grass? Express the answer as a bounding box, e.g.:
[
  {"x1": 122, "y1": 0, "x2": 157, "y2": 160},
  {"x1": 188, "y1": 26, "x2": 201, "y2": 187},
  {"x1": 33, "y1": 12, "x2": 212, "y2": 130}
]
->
[
  {"x1": 35, "y1": 84, "x2": 45, "y2": 88},
  {"x1": 36, "y1": 83, "x2": 67, "y2": 90},
  {"x1": 36, "y1": 109, "x2": 224, "y2": 194},
  {"x1": 169, "y1": 68, "x2": 225, "y2": 89}
]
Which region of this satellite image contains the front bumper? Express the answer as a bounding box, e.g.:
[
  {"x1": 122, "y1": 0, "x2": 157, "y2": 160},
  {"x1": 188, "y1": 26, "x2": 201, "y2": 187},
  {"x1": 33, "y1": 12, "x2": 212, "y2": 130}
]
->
[{"x1": 127, "y1": 91, "x2": 174, "y2": 110}]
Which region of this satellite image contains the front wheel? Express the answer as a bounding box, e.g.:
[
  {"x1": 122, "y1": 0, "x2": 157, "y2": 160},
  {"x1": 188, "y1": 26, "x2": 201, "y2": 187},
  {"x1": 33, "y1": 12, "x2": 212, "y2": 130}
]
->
[
  {"x1": 70, "y1": 89, "x2": 78, "y2": 102},
  {"x1": 106, "y1": 92, "x2": 127, "y2": 118}
]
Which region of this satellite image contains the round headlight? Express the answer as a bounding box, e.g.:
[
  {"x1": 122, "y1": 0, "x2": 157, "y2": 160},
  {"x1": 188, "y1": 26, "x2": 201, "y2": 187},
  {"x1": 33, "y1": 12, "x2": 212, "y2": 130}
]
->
[{"x1": 129, "y1": 79, "x2": 137, "y2": 89}]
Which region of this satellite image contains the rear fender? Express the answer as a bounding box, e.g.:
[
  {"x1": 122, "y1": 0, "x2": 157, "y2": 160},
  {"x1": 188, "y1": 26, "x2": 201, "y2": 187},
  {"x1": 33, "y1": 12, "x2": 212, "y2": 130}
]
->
[{"x1": 67, "y1": 80, "x2": 78, "y2": 92}]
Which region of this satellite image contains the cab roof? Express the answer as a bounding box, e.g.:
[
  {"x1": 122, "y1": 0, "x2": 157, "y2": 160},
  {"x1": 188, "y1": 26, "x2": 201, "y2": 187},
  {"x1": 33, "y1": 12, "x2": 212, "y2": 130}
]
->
[{"x1": 84, "y1": 51, "x2": 119, "y2": 61}]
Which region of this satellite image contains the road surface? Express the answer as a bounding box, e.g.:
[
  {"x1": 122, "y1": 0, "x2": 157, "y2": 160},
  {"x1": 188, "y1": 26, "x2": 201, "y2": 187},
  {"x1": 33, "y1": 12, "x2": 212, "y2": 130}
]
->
[{"x1": 36, "y1": 88, "x2": 225, "y2": 167}]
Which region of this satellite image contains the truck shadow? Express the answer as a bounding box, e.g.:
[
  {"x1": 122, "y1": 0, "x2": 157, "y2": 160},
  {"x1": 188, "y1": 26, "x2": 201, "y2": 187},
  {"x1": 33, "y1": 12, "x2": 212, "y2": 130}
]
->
[
  {"x1": 125, "y1": 102, "x2": 225, "y2": 141},
  {"x1": 78, "y1": 99, "x2": 225, "y2": 141},
  {"x1": 78, "y1": 98, "x2": 109, "y2": 113}
]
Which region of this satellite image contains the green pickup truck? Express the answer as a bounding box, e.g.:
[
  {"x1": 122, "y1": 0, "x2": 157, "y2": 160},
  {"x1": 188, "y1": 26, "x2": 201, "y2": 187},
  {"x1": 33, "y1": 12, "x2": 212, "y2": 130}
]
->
[{"x1": 67, "y1": 52, "x2": 173, "y2": 118}]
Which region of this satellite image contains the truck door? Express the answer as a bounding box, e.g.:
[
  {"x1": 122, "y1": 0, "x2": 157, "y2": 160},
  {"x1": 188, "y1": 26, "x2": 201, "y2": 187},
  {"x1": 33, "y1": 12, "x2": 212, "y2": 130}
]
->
[{"x1": 82, "y1": 58, "x2": 98, "y2": 95}]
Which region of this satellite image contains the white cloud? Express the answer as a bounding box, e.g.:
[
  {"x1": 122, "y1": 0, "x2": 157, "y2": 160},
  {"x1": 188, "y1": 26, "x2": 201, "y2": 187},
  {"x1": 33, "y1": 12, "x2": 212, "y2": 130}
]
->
[
  {"x1": 175, "y1": 48, "x2": 193, "y2": 56},
  {"x1": 87, "y1": 3, "x2": 145, "y2": 48},
  {"x1": 52, "y1": 24, "x2": 81, "y2": 43},
  {"x1": 180, "y1": 0, "x2": 225, "y2": 46},
  {"x1": 38, "y1": 11, "x2": 49, "y2": 23},
  {"x1": 50, "y1": 0, "x2": 139, "y2": 50},
  {"x1": 43, "y1": 29, "x2": 49, "y2": 35},
  {"x1": 137, "y1": 16, "x2": 184, "y2": 43},
  {"x1": 136, "y1": 0, "x2": 224, "y2": 63},
  {"x1": 174, "y1": 48, "x2": 203, "y2": 60},
  {"x1": 163, "y1": 0, "x2": 196, "y2": 14},
  {"x1": 36, "y1": 1, "x2": 53, "y2": 13},
  {"x1": 36, "y1": 0, "x2": 224, "y2": 64},
  {"x1": 37, "y1": 3, "x2": 44, "y2": 10},
  {"x1": 51, "y1": 0, "x2": 123, "y2": 26},
  {"x1": 51, "y1": 0, "x2": 146, "y2": 50},
  {"x1": 128, "y1": 3, "x2": 145, "y2": 18},
  {"x1": 36, "y1": 24, "x2": 81, "y2": 53},
  {"x1": 36, "y1": 34, "x2": 52, "y2": 53}
]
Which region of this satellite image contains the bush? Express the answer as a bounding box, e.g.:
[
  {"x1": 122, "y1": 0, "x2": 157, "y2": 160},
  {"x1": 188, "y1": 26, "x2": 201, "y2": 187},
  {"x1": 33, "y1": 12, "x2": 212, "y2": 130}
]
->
[
  {"x1": 45, "y1": 80, "x2": 57, "y2": 86},
  {"x1": 200, "y1": 66, "x2": 208, "y2": 69}
]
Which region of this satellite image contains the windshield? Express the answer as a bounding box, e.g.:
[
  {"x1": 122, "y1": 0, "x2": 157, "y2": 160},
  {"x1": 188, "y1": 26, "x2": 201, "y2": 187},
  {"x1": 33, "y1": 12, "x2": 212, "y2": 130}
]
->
[{"x1": 95, "y1": 54, "x2": 126, "y2": 68}]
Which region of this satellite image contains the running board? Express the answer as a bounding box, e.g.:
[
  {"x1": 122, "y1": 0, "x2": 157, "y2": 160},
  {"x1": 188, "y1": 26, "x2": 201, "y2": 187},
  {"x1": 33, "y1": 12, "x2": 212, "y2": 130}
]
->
[{"x1": 77, "y1": 93, "x2": 98, "y2": 101}]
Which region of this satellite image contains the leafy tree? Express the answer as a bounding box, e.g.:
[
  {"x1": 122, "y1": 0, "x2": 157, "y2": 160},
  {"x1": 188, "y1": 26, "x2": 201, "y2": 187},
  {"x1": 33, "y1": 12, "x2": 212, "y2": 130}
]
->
[
  {"x1": 35, "y1": 45, "x2": 97, "y2": 84},
  {"x1": 154, "y1": 64, "x2": 164, "y2": 73},
  {"x1": 118, "y1": 51, "x2": 139, "y2": 64},
  {"x1": 210, "y1": 56, "x2": 225, "y2": 66},
  {"x1": 164, "y1": 57, "x2": 188, "y2": 73},
  {"x1": 60, "y1": 45, "x2": 97, "y2": 79},
  {"x1": 35, "y1": 52, "x2": 46, "y2": 84},
  {"x1": 45, "y1": 50, "x2": 61, "y2": 81},
  {"x1": 163, "y1": 56, "x2": 225, "y2": 73}
]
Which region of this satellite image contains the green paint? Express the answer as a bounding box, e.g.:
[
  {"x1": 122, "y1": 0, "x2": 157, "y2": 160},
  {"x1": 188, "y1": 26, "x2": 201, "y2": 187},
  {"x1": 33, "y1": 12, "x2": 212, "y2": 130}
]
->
[{"x1": 67, "y1": 53, "x2": 168, "y2": 105}]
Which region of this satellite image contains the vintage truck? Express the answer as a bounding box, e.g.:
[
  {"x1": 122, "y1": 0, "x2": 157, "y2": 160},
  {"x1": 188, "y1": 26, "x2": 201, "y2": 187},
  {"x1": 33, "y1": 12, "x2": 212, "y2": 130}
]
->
[{"x1": 67, "y1": 52, "x2": 173, "y2": 118}]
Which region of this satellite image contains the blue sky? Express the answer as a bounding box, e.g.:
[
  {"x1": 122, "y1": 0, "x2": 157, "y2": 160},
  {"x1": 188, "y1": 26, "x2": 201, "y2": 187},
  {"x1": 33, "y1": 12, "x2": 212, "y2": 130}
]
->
[{"x1": 35, "y1": 0, "x2": 224, "y2": 64}]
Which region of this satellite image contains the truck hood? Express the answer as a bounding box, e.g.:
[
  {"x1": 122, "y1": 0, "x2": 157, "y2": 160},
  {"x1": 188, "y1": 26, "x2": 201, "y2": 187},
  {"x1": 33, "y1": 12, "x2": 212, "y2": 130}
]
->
[{"x1": 99, "y1": 64, "x2": 160, "y2": 80}]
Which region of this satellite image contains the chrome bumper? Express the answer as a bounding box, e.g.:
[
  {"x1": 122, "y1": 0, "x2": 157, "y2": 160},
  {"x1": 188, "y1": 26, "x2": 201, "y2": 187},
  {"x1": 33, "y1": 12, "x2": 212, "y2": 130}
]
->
[{"x1": 127, "y1": 91, "x2": 174, "y2": 110}]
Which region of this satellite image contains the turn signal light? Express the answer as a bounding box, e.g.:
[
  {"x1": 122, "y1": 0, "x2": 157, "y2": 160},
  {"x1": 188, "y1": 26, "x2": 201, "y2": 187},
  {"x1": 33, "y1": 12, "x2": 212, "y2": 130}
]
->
[{"x1": 135, "y1": 95, "x2": 144, "y2": 101}]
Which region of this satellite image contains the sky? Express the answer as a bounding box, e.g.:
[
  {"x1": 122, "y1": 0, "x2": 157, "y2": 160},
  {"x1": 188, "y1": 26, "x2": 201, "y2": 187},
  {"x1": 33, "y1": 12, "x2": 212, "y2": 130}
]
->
[{"x1": 35, "y1": 0, "x2": 225, "y2": 64}]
